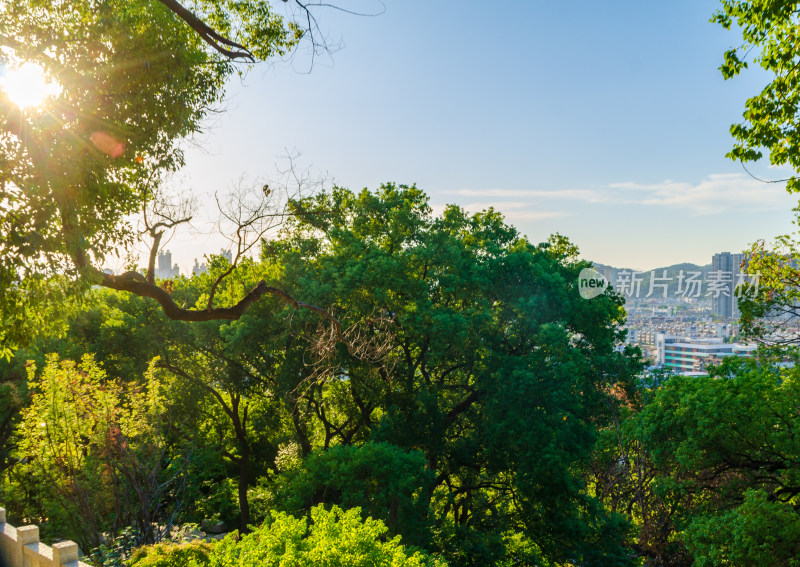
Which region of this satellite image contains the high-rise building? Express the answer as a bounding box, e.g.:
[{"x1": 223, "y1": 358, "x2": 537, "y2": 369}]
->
[
  {"x1": 711, "y1": 252, "x2": 745, "y2": 319},
  {"x1": 155, "y1": 250, "x2": 180, "y2": 279},
  {"x1": 192, "y1": 258, "x2": 207, "y2": 275}
]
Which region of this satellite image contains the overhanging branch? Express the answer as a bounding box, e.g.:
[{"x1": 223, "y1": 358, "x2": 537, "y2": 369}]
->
[
  {"x1": 96, "y1": 267, "x2": 342, "y2": 340},
  {"x1": 156, "y1": 0, "x2": 255, "y2": 61}
]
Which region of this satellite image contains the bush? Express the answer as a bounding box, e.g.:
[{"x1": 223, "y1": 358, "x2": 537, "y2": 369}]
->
[
  {"x1": 209, "y1": 505, "x2": 445, "y2": 566},
  {"x1": 127, "y1": 540, "x2": 215, "y2": 567}
]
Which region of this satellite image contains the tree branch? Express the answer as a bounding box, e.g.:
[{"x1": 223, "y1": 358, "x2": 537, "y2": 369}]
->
[
  {"x1": 156, "y1": 0, "x2": 256, "y2": 61},
  {"x1": 96, "y1": 267, "x2": 342, "y2": 339}
]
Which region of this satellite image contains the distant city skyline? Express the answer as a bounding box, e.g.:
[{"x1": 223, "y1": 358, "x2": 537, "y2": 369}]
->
[{"x1": 128, "y1": 246, "x2": 750, "y2": 282}]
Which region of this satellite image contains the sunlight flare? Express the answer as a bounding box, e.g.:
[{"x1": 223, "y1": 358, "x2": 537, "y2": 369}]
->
[{"x1": 0, "y1": 62, "x2": 61, "y2": 109}]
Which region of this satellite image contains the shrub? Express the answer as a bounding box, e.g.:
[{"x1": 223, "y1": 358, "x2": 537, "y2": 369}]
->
[
  {"x1": 127, "y1": 540, "x2": 215, "y2": 567},
  {"x1": 208, "y1": 505, "x2": 445, "y2": 566}
]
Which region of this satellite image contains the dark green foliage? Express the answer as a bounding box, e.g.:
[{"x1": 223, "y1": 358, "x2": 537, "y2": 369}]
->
[
  {"x1": 0, "y1": 357, "x2": 28, "y2": 474},
  {"x1": 266, "y1": 184, "x2": 641, "y2": 565},
  {"x1": 685, "y1": 489, "x2": 800, "y2": 566},
  {"x1": 631, "y1": 353, "x2": 800, "y2": 565},
  {"x1": 272, "y1": 442, "x2": 435, "y2": 546},
  {"x1": 0, "y1": 184, "x2": 644, "y2": 565}
]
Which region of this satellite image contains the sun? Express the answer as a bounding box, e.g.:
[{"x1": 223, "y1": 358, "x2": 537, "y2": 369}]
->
[{"x1": 0, "y1": 62, "x2": 61, "y2": 109}]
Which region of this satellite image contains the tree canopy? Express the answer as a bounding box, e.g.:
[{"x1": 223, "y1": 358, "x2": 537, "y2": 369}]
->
[
  {"x1": 0, "y1": 184, "x2": 643, "y2": 566},
  {"x1": 710, "y1": 1, "x2": 800, "y2": 345}
]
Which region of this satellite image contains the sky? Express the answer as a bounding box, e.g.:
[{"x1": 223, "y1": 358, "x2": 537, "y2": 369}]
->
[{"x1": 157, "y1": 0, "x2": 800, "y2": 273}]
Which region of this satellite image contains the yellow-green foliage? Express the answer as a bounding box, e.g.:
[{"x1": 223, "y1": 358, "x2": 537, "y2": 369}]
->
[
  {"x1": 128, "y1": 540, "x2": 215, "y2": 567},
  {"x1": 127, "y1": 505, "x2": 445, "y2": 566},
  {"x1": 10, "y1": 354, "x2": 174, "y2": 548},
  {"x1": 209, "y1": 505, "x2": 446, "y2": 567},
  {"x1": 128, "y1": 505, "x2": 445, "y2": 567}
]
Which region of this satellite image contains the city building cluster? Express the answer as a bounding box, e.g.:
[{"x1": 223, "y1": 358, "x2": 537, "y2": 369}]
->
[{"x1": 604, "y1": 251, "x2": 759, "y2": 375}]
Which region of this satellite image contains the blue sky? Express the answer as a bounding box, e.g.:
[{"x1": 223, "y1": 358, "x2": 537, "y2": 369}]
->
[{"x1": 165, "y1": 0, "x2": 800, "y2": 272}]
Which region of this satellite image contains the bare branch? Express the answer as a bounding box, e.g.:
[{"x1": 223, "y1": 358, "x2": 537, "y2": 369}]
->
[
  {"x1": 140, "y1": 185, "x2": 196, "y2": 284},
  {"x1": 157, "y1": 0, "x2": 384, "y2": 67}
]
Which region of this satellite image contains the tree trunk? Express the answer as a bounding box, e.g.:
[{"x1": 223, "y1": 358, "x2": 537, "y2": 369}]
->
[{"x1": 238, "y1": 443, "x2": 251, "y2": 532}]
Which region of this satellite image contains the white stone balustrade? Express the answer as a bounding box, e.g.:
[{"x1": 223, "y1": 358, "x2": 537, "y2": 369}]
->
[{"x1": 0, "y1": 507, "x2": 92, "y2": 567}]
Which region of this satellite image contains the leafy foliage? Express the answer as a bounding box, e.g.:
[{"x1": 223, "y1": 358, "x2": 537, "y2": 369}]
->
[
  {"x1": 260, "y1": 184, "x2": 641, "y2": 565},
  {"x1": 0, "y1": 0, "x2": 300, "y2": 349},
  {"x1": 208, "y1": 505, "x2": 445, "y2": 567},
  {"x1": 736, "y1": 231, "x2": 800, "y2": 345},
  {"x1": 128, "y1": 540, "x2": 215, "y2": 567},
  {"x1": 271, "y1": 442, "x2": 434, "y2": 546},
  {"x1": 90, "y1": 526, "x2": 145, "y2": 567},
  {"x1": 685, "y1": 489, "x2": 800, "y2": 567},
  {"x1": 0, "y1": 184, "x2": 644, "y2": 565},
  {"x1": 6, "y1": 354, "x2": 184, "y2": 549},
  {"x1": 713, "y1": 1, "x2": 800, "y2": 190},
  {"x1": 630, "y1": 353, "x2": 800, "y2": 565}
]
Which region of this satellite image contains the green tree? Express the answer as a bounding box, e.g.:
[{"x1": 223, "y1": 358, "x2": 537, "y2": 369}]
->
[
  {"x1": 6, "y1": 354, "x2": 184, "y2": 549},
  {"x1": 631, "y1": 354, "x2": 800, "y2": 565},
  {"x1": 710, "y1": 1, "x2": 800, "y2": 345},
  {"x1": 270, "y1": 442, "x2": 435, "y2": 547},
  {"x1": 235, "y1": 184, "x2": 642, "y2": 566},
  {"x1": 714, "y1": 1, "x2": 800, "y2": 190},
  {"x1": 152, "y1": 256, "x2": 294, "y2": 531},
  {"x1": 590, "y1": 368, "x2": 694, "y2": 566},
  {"x1": 1, "y1": 182, "x2": 643, "y2": 563},
  {"x1": 734, "y1": 233, "x2": 800, "y2": 345},
  {"x1": 0, "y1": 260, "x2": 300, "y2": 533},
  {"x1": 0, "y1": 286, "x2": 180, "y2": 479},
  {"x1": 0, "y1": 0, "x2": 350, "y2": 352},
  {"x1": 685, "y1": 489, "x2": 800, "y2": 567}
]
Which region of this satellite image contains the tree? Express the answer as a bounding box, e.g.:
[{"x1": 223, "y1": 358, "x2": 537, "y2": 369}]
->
[
  {"x1": 229, "y1": 184, "x2": 642, "y2": 565},
  {"x1": 713, "y1": 1, "x2": 800, "y2": 343},
  {"x1": 270, "y1": 442, "x2": 436, "y2": 547},
  {"x1": 0, "y1": 0, "x2": 347, "y2": 353},
  {"x1": 0, "y1": 182, "x2": 643, "y2": 563},
  {"x1": 7, "y1": 354, "x2": 186, "y2": 550},
  {"x1": 630, "y1": 354, "x2": 800, "y2": 565},
  {"x1": 736, "y1": 235, "x2": 800, "y2": 345}
]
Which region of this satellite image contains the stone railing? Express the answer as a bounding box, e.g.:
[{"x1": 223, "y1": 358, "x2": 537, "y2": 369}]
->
[{"x1": 0, "y1": 507, "x2": 92, "y2": 567}]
